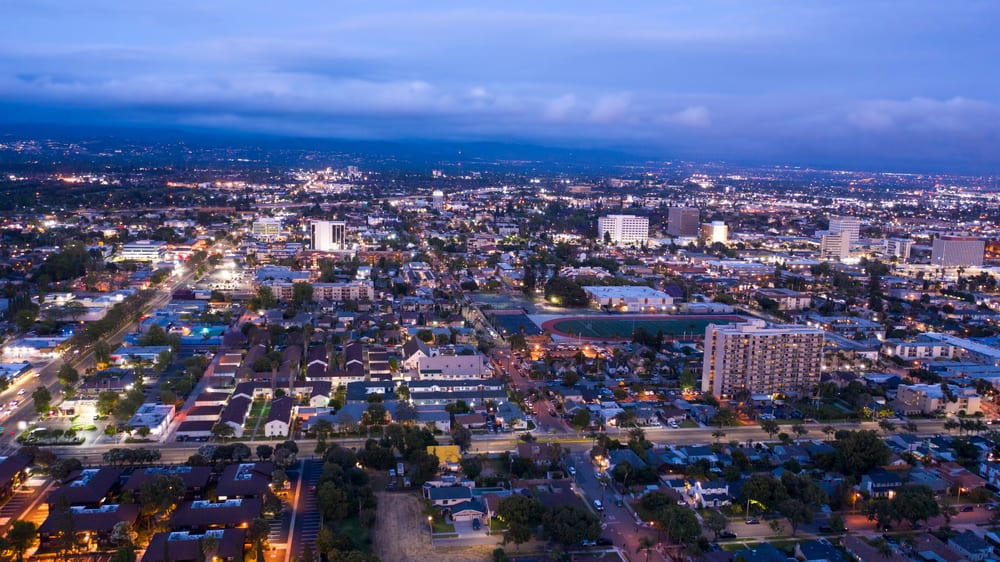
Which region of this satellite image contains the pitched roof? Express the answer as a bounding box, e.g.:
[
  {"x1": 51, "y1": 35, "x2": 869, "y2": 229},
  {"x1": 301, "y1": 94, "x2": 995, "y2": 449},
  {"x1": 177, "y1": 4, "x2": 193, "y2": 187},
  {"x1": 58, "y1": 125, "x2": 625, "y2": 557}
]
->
[
  {"x1": 142, "y1": 529, "x2": 247, "y2": 562},
  {"x1": 171, "y1": 498, "x2": 263, "y2": 529}
]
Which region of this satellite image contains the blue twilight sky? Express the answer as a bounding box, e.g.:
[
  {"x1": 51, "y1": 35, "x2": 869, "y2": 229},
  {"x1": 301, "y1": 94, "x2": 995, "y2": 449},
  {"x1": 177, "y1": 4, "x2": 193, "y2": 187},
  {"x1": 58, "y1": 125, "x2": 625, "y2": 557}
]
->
[{"x1": 1, "y1": 1, "x2": 998, "y2": 172}]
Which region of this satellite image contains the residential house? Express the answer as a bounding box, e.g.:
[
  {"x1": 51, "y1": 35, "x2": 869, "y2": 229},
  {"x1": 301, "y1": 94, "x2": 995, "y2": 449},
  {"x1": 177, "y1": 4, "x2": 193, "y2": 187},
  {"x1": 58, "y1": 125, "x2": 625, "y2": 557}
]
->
[
  {"x1": 841, "y1": 535, "x2": 907, "y2": 562},
  {"x1": 861, "y1": 471, "x2": 903, "y2": 499},
  {"x1": 426, "y1": 486, "x2": 473, "y2": 507},
  {"x1": 795, "y1": 539, "x2": 847, "y2": 562},
  {"x1": 516, "y1": 443, "x2": 562, "y2": 466},
  {"x1": 733, "y1": 543, "x2": 788, "y2": 562},
  {"x1": 219, "y1": 395, "x2": 252, "y2": 437},
  {"x1": 911, "y1": 534, "x2": 966, "y2": 562},
  {"x1": 264, "y1": 396, "x2": 294, "y2": 438},
  {"x1": 170, "y1": 498, "x2": 264, "y2": 530},
  {"x1": 48, "y1": 468, "x2": 125, "y2": 507},
  {"x1": 948, "y1": 531, "x2": 993, "y2": 562},
  {"x1": 123, "y1": 466, "x2": 212, "y2": 497},
  {"x1": 692, "y1": 480, "x2": 731, "y2": 508},
  {"x1": 216, "y1": 463, "x2": 274, "y2": 499},
  {"x1": 447, "y1": 499, "x2": 487, "y2": 523},
  {"x1": 142, "y1": 529, "x2": 247, "y2": 562},
  {"x1": 39, "y1": 504, "x2": 141, "y2": 549}
]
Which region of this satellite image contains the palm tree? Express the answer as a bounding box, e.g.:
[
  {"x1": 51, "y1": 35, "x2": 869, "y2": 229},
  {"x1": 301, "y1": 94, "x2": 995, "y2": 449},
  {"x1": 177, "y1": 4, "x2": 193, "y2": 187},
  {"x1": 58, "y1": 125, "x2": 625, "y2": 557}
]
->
[
  {"x1": 904, "y1": 420, "x2": 919, "y2": 433},
  {"x1": 944, "y1": 418, "x2": 959, "y2": 434},
  {"x1": 712, "y1": 429, "x2": 726, "y2": 444},
  {"x1": 792, "y1": 423, "x2": 808, "y2": 444},
  {"x1": 636, "y1": 536, "x2": 657, "y2": 562},
  {"x1": 878, "y1": 419, "x2": 897, "y2": 436},
  {"x1": 822, "y1": 425, "x2": 836, "y2": 440},
  {"x1": 760, "y1": 419, "x2": 780, "y2": 440}
]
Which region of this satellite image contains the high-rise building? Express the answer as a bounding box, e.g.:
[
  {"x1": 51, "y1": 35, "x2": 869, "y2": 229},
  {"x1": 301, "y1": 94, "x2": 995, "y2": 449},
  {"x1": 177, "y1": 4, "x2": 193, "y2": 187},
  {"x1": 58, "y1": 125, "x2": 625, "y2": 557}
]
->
[
  {"x1": 251, "y1": 218, "x2": 282, "y2": 241},
  {"x1": 828, "y1": 216, "x2": 861, "y2": 243},
  {"x1": 310, "y1": 220, "x2": 347, "y2": 251},
  {"x1": 820, "y1": 231, "x2": 851, "y2": 260},
  {"x1": 701, "y1": 320, "x2": 824, "y2": 399},
  {"x1": 667, "y1": 207, "x2": 700, "y2": 237},
  {"x1": 882, "y1": 238, "x2": 912, "y2": 261},
  {"x1": 700, "y1": 221, "x2": 728, "y2": 244},
  {"x1": 432, "y1": 190, "x2": 445, "y2": 210},
  {"x1": 931, "y1": 236, "x2": 985, "y2": 267},
  {"x1": 597, "y1": 215, "x2": 649, "y2": 245}
]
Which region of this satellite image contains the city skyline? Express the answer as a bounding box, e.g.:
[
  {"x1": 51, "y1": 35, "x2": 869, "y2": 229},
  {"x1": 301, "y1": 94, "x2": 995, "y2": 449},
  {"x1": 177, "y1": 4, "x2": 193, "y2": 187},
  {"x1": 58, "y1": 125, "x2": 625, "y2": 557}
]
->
[{"x1": 1, "y1": 1, "x2": 999, "y2": 174}]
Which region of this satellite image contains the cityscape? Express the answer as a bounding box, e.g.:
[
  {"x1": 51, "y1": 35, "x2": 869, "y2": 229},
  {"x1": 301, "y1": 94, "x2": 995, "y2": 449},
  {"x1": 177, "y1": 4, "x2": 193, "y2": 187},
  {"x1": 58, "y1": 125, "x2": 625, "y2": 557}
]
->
[{"x1": 1, "y1": 3, "x2": 1000, "y2": 562}]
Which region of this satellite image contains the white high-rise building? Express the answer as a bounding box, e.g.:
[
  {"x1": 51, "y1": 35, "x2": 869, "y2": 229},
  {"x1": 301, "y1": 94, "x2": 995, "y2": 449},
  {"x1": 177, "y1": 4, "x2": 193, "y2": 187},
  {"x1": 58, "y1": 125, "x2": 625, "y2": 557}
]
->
[
  {"x1": 931, "y1": 236, "x2": 985, "y2": 267},
  {"x1": 310, "y1": 220, "x2": 347, "y2": 252},
  {"x1": 700, "y1": 221, "x2": 728, "y2": 244},
  {"x1": 882, "y1": 238, "x2": 913, "y2": 261},
  {"x1": 702, "y1": 320, "x2": 824, "y2": 399},
  {"x1": 597, "y1": 215, "x2": 648, "y2": 245},
  {"x1": 251, "y1": 218, "x2": 282, "y2": 241},
  {"x1": 828, "y1": 216, "x2": 861, "y2": 243},
  {"x1": 820, "y1": 231, "x2": 852, "y2": 260}
]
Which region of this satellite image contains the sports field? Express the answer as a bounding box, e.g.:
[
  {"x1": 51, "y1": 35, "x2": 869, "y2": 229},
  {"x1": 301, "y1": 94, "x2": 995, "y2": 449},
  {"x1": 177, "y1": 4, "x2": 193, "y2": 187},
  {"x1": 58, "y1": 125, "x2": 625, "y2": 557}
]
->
[{"x1": 542, "y1": 314, "x2": 746, "y2": 340}]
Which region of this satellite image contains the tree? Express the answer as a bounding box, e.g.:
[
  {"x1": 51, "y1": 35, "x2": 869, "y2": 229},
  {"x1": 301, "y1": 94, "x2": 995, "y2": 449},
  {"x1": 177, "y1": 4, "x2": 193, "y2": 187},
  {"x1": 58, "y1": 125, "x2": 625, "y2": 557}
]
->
[
  {"x1": 212, "y1": 423, "x2": 236, "y2": 439},
  {"x1": 791, "y1": 423, "x2": 808, "y2": 443},
  {"x1": 6, "y1": 521, "x2": 37, "y2": 562},
  {"x1": 760, "y1": 419, "x2": 780, "y2": 440},
  {"x1": 637, "y1": 536, "x2": 657, "y2": 562},
  {"x1": 32, "y1": 386, "x2": 52, "y2": 416},
  {"x1": 712, "y1": 408, "x2": 738, "y2": 427},
  {"x1": 712, "y1": 429, "x2": 727, "y2": 444},
  {"x1": 890, "y1": 484, "x2": 940, "y2": 527},
  {"x1": 393, "y1": 401, "x2": 418, "y2": 424},
  {"x1": 778, "y1": 498, "x2": 812, "y2": 535},
  {"x1": 571, "y1": 410, "x2": 591, "y2": 433},
  {"x1": 878, "y1": 419, "x2": 897, "y2": 436},
  {"x1": 256, "y1": 444, "x2": 274, "y2": 461},
  {"x1": 741, "y1": 474, "x2": 788, "y2": 511},
  {"x1": 247, "y1": 517, "x2": 271, "y2": 556},
  {"x1": 56, "y1": 364, "x2": 79, "y2": 388},
  {"x1": 291, "y1": 282, "x2": 314, "y2": 306},
  {"x1": 110, "y1": 546, "x2": 136, "y2": 562},
  {"x1": 655, "y1": 504, "x2": 701, "y2": 544},
  {"x1": 94, "y1": 340, "x2": 112, "y2": 368},
  {"x1": 543, "y1": 505, "x2": 600, "y2": 546},
  {"x1": 825, "y1": 430, "x2": 891, "y2": 478},
  {"x1": 452, "y1": 424, "x2": 472, "y2": 451},
  {"x1": 703, "y1": 509, "x2": 729, "y2": 538},
  {"x1": 498, "y1": 495, "x2": 543, "y2": 547},
  {"x1": 138, "y1": 475, "x2": 185, "y2": 528}
]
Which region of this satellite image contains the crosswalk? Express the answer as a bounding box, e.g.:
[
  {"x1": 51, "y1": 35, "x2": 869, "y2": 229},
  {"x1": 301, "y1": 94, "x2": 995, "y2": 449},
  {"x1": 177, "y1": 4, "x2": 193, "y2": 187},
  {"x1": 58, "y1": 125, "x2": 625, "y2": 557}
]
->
[{"x1": 293, "y1": 459, "x2": 323, "y2": 556}]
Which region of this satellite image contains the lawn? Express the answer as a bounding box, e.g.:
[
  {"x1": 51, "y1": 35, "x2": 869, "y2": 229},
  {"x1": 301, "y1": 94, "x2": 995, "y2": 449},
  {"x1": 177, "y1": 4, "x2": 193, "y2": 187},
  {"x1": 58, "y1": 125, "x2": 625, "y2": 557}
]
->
[
  {"x1": 549, "y1": 315, "x2": 745, "y2": 339},
  {"x1": 680, "y1": 419, "x2": 700, "y2": 428}
]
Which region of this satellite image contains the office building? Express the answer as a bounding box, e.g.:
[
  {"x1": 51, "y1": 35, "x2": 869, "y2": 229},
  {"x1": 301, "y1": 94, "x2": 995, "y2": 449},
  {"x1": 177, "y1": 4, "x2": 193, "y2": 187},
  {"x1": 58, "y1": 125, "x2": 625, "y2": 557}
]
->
[
  {"x1": 701, "y1": 320, "x2": 824, "y2": 399},
  {"x1": 700, "y1": 221, "x2": 728, "y2": 244},
  {"x1": 820, "y1": 231, "x2": 851, "y2": 260},
  {"x1": 251, "y1": 218, "x2": 282, "y2": 241},
  {"x1": 597, "y1": 215, "x2": 648, "y2": 245},
  {"x1": 432, "y1": 190, "x2": 445, "y2": 210},
  {"x1": 882, "y1": 238, "x2": 912, "y2": 261},
  {"x1": 119, "y1": 240, "x2": 166, "y2": 262},
  {"x1": 667, "y1": 207, "x2": 700, "y2": 237},
  {"x1": 931, "y1": 236, "x2": 984, "y2": 267},
  {"x1": 310, "y1": 220, "x2": 347, "y2": 252},
  {"x1": 828, "y1": 216, "x2": 861, "y2": 243}
]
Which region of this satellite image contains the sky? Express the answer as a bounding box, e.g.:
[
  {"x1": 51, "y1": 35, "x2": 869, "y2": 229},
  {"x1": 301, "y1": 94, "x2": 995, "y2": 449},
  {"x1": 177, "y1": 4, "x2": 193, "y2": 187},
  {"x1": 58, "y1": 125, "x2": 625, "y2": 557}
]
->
[{"x1": 1, "y1": 1, "x2": 998, "y2": 173}]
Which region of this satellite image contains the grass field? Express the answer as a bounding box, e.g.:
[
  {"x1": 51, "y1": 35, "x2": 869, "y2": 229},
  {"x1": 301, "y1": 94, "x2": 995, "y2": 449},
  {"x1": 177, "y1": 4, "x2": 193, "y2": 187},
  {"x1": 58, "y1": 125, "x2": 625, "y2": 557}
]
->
[{"x1": 546, "y1": 315, "x2": 745, "y2": 339}]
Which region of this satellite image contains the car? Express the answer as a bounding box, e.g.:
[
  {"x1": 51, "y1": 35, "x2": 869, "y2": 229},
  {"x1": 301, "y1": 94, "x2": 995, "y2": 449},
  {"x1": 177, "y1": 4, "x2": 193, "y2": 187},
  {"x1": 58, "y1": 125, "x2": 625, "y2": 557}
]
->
[
  {"x1": 718, "y1": 531, "x2": 737, "y2": 539},
  {"x1": 581, "y1": 539, "x2": 596, "y2": 547},
  {"x1": 16, "y1": 389, "x2": 25, "y2": 396},
  {"x1": 593, "y1": 499, "x2": 604, "y2": 511},
  {"x1": 8, "y1": 401, "x2": 17, "y2": 408},
  {"x1": 745, "y1": 519, "x2": 760, "y2": 525},
  {"x1": 568, "y1": 466, "x2": 577, "y2": 476},
  {"x1": 961, "y1": 505, "x2": 974, "y2": 512},
  {"x1": 668, "y1": 421, "x2": 679, "y2": 428},
  {"x1": 472, "y1": 518, "x2": 481, "y2": 531}
]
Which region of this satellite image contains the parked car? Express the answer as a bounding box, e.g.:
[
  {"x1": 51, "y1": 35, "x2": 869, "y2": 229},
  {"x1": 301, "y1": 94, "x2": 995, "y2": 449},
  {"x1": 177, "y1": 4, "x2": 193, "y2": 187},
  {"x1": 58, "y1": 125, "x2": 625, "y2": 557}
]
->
[
  {"x1": 581, "y1": 539, "x2": 596, "y2": 547},
  {"x1": 593, "y1": 499, "x2": 604, "y2": 511},
  {"x1": 568, "y1": 466, "x2": 577, "y2": 476},
  {"x1": 719, "y1": 531, "x2": 737, "y2": 539},
  {"x1": 472, "y1": 518, "x2": 481, "y2": 530},
  {"x1": 745, "y1": 519, "x2": 760, "y2": 525}
]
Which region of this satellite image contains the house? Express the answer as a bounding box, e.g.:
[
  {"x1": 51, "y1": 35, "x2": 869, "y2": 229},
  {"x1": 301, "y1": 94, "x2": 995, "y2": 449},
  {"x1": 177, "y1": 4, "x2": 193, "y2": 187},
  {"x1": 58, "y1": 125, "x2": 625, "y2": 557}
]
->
[
  {"x1": 127, "y1": 403, "x2": 176, "y2": 437},
  {"x1": 861, "y1": 471, "x2": 903, "y2": 499},
  {"x1": 39, "y1": 504, "x2": 141, "y2": 548},
  {"x1": 264, "y1": 396, "x2": 294, "y2": 438},
  {"x1": 175, "y1": 421, "x2": 215, "y2": 442},
  {"x1": 912, "y1": 534, "x2": 966, "y2": 562},
  {"x1": 608, "y1": 449, "x2": 648, "y2": 471},
  {"x1": 48, "y1": 468, "x2": 125, "y2": 507},
  {"x1": 948, "y1": 531, "x2": 992, "y2": 562},
  {"x1": 170, "y1": 498, "x2": 263, "y2": 530},
  {"x1": 692, "y1": 480, "x2": 731, "y2": 508},
  {"x1": 841, "y1": 535, "x2": 908, "y2": 562},
  {"x1": 733, "y1": 543, "x2": 788, "y2": 562},
  {"x1": 142, "y1": 529, "x2": 247, "y2": 562},
  {"x1": 447, "y1": 499, "x2": 487, "y2": 523},
  {"x1": 0, "y1": 455, "x2": 31, "y2": 502},
  {"x1": 453, "y1": 412, "x2": 489, "y2": 430},
  {"x1": 795, "y1": 539, "x2": 847, "y2": 562},
  {"x1": 426, "y1": 486, "x2": 473, "y2": 507},
  {"x1": 516, "y1": 443, "x2": 562, "y2": 466},
  {"x1": 215, "y1": 463, "x2": 274, "y2": 499},
  {"x1": 219, "y1": 395, "x2": 252, "y2": 437},
  {"x1": 123, "y1": 466, "x2": 212, "y2": 497}
]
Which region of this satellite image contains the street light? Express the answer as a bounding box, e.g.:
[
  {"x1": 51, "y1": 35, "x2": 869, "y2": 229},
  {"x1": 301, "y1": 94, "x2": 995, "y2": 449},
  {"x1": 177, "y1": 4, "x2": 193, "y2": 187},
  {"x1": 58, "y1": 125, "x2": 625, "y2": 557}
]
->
[{"x1": 427, "y1": 515, "x2": 433, "y2": 534}]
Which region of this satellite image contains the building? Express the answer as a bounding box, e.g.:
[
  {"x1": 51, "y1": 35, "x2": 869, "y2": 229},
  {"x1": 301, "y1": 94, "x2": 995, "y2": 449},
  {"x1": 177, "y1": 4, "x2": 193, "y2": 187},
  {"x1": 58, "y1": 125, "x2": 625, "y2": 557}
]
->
[
  {"x1": 702, "y1": 320, "x2": 824, "y2": 399},
  {"x1": 310, "y1": 220, "x2": 347, "y2": 252},
  {"x1": 142, "y1": 529, "x2": 247, "y2": 562},
  {"x1": 126, "y1": 403, "x2": 176, "y2": 437},
  {"x1": 829, "y1": 216, "x2": 861, "y2": 243},
  {"x1": 667, "y1": 207, "x2": 700, "y2": 237},
  {"x1": 251, "y1": 218, "x2": 282, "y2": 241},
  {"x1": 581, "y1": 285, "x2": 673, "y2": 312},
  {"x1": 432, "y1": 190, "x2": 445, "y2": 210},
  {"x1": 820, "y1": 231, "x2": 852, "y2": 260},
  {"x1": 931, "y1": 236, "x2": 985, "y2": 267},
  {"x1": 268, "y1": 280, "x2": 374, "y2": 302},
  {"x1": 263, "y1": 396, "x2": 293, "y2": 438},
  {"x1": 948, "y1": 531, "x2": 993, "y2": 562},
  {"x1": 597, "y1": 214, "x2": 649, "y2": 245},
  {"x1": 882, "y1": 238, "x2": 913, "y2": 261},
  {"x1": 895, "y1": 383, "x2": 982, "y2": 416},
  {"x1": 701, "y1": 221, "x2": 728, "y2": 244},
  {"x1": 881, "y1": 338, "x2": 955, "y2": 361},
  {"x1": 754, "y1": 288, "x2": 812, "y2": 311},
  {"x1": 119, "y1": 240, "x2": 167, "y2": 262}
]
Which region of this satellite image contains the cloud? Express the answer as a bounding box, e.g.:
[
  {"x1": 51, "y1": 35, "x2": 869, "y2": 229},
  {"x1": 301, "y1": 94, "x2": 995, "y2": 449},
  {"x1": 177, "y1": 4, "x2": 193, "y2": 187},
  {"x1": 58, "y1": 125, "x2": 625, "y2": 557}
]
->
[
  {"x1": 590, "y1": 93, "x2": 632, "y2": 124},
  {"x1": 847, "y1": 97, "x2": 1000, "y2": 134},
  {"x1": 658, "y1": 105, "x2": 711, "y2": 128}
]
